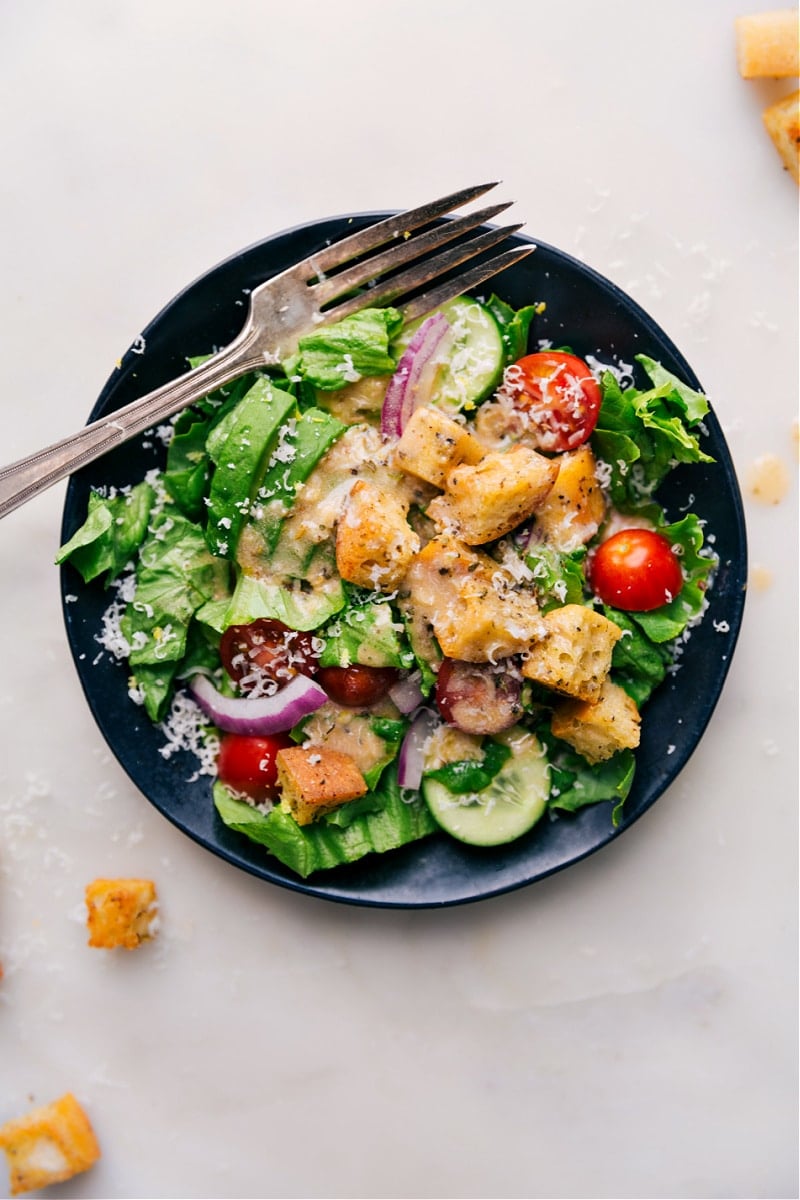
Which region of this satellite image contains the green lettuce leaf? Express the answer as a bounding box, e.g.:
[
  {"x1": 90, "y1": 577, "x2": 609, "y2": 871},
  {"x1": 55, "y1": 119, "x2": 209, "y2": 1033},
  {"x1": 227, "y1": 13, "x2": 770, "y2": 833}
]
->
[
  {"x1": 483, "y1": 293, "x2": 538, "y2": 365},
  {"x1": 56, "y1": 481, "x2": 155, "y2": 585},
  {"x1": 214, "y1": 571, "x2": 346, "y2": 632},
  {"x1": 544, "y1": 732, "x2": 636, "y2": 827},
  {"x1": 317, "y1": 592, "x2": 414, "y2": 670},
  {"x1": 592, "y1": 368, "x2": 713, "y2": 508},
  {"x1": 286, "y1": 307, "x2": 403, "y2": 391},
  {"x1": 524, "y1": 544, "x2": 587, "y2": 611},
  {"x1": 424, "y1": 740, "x2": 511, "y2": 795},
  {"x1": 246, "y1": 407, "x2": 346, "y2": 553},
  {"x1": 121, "y1": 509, "x2": 229, "y2": 719},
  {"x1": 213, "y1": 762, "x2": 437, "y2": 877},
  {"x1": 604, "y1": 607, "x2": 672, "y2": 706},
  {"x1": 204, "y1": 377, "x2": 296, "y2": 559}
]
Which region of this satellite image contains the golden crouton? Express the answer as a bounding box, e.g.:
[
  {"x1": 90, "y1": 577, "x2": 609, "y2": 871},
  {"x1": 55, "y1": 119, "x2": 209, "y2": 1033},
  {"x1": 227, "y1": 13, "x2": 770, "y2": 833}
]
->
[
  {"x1": 277, "y1": 746, "x2": 367, "y2": 826},
  {"x1": 393, "y1": 405, "x2": 485, "y2": 488},
  {"x1": 521, "y1": 605, "x2": 623, "y2": 702},
  {"x1": 551, "y1": 678, "x2": 641, "y2": 764},
  {"x1": 735, "y1": 10, "x2": 799, "y2": 78},
  {"x1": 533, "y1": 445, "x2": 606, "y2": 550},
  {"x1": 763, "y1": 89, "x2": 800, "y2": 183},
  {"x1": 335, "y1": 479, "x2": 420, "y2": 591},
  {"x1": 0, "y1": 1093, "x2": 101, "y2": 1196},
  {"x1": 427, "y1": 446, "x2": 559, "y2": 545},
  {"x1": 404, "y1": 534, "x2": 544, "y2": 662},
  {"x1": 85, "y1": 878, "x2": 158, "y2": 950}
]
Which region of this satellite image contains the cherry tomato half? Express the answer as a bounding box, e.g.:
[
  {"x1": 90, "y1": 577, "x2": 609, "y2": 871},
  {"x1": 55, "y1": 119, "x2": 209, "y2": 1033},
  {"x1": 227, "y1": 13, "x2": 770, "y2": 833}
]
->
[
  {"x1": 220, "y1": 619, "x2": 319, "y2": 691},
  {"x1": 435, "y1": 659, "x2": 521, "y2": 735},
  {"x1": 589, "y1": 528, "x2": 684, "y2": 612},
  {"x1": 217, "y1": 732, "x2": 293, "y2": 803},
  {"x1": 505, "y1": 351, "x2": 602, "y2": 452},
  {"x1": 316, "y1": 664, "x2": 399, "y2": 708}
]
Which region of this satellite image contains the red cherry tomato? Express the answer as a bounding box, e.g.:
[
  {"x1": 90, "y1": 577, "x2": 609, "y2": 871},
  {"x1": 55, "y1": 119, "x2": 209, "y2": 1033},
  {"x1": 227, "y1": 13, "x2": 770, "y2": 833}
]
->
[
  {"x1": 589, "y1": 529, "x2": 684, "y2": 612},
  {"x1": 217, "y1": 732, "x2": 293, "y2": 803},
  {"x1": 435, "y1": 659, "x2": 521, "y2": 735},
  {"x1": 316, "y1": 664, "x2": 398, "y2": 708},
  {"x1": 504, "y1": 351, "x2": 602, "y2": 452},
  {"x1": 220, "y1": 619, "x2": 319, "y2": 691}
]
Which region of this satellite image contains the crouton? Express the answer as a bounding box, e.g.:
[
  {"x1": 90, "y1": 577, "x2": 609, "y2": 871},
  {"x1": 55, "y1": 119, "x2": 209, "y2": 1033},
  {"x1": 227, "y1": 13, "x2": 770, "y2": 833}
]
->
[
  {"x1": 521, "y1": 605, "x2": 623, "y2": 702},
  {"x1": 551, "y1": 678, "x2": 641, "y2": 764},
  {"x1": 404, "y1": 534, "x2": 544, "y2": 662},
  {"x1": 763, "y1": 89, "x2": 800, "y2": 183},
  {"x1": 277, "y1": 746, "x2": 367, "y2": 826},
  {"x1": 735, "y1": 10, "x2": 799, "y2": 78},
  {"x1": 393, "y1": 405, "x2": 484, "y2": 488},
  {"x1": 533, "y1": 445, "x2": 606, "y2": 550},
  {"x1": 85, "y1": 878, "x2": 158, "y2": 950},
  {"x1": 427, "y1": 446, "x2": 559, "y2": 545},
  {"x1": 335, "y1": 479, "x2": 420, "y2": 590},
  {"x1": 0, "y1": 1093, "x2": 101, "y2": 1196}
]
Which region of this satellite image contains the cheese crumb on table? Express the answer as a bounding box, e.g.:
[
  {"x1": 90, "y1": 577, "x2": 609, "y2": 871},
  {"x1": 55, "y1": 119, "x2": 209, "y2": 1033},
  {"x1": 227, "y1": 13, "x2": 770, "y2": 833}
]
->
[
  {"x1": 85, "y1": 878, "x2": 159, "y2": 949},
  {"x1": 0, "y1": 1092, "x2": 101, "y2": 1196}
]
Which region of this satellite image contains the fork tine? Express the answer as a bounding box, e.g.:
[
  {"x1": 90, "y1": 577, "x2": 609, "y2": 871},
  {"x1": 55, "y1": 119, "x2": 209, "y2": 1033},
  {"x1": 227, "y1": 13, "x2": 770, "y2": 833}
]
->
[
  {"x1": 300, "y1": 182, "x2": 501, "y2": 278},
  {"x1": 311, "y1": 201, "x2": 514, "y2": 307},
  {"x1": 401, "y1": 245, "x2": 537, "y2": 323},
  {"x1": 324, "y1": 225, "x2": 525, "y2": 324}
]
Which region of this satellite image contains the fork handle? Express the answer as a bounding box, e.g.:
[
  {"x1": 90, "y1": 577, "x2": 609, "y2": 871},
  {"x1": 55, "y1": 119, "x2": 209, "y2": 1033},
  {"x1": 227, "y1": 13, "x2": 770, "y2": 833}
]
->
[{"x1": 0, "y1": 329, "x2": 267, "y2": 521}]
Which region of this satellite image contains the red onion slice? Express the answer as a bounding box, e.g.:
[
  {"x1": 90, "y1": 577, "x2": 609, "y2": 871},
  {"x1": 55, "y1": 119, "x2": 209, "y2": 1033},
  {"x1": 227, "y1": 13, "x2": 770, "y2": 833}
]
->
[
  {"x1": 381, "y1": 312, "x2": 450, "y2": 439},
  {"x1": 188, "y1": 672, "x2": 327, "y2": 735},
  {"x1": 388, "y1": 670, "x2": 425, "y2": 715},
  {"x1": 397, "y1": 707, "x2": 440, "y2": 792}
]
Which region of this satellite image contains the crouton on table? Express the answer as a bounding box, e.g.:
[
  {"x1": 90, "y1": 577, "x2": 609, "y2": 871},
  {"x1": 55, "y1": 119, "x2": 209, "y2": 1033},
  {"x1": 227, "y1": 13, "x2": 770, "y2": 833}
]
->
[
  {"x1": 85, "y1": 877, "x2": 158, "y2": 950},
  {"x1": 522, "y1": 605, "x2": 623, "y2": 702},
  {"x1": 551, "y1": 678, "x2": 641, "y2": 764},
  {"x1": 763, "y1": 89, "x2": 800, "y2": 183},
  {"x1": 277, "y1": 746, "x2": 367, "y2": 826},
  {"x1": 0, "y1": 1093, "x2": 100, "y2": 1196},
  {"x1": 735, "y1": 10, "x2": 799, "y2": 78}
]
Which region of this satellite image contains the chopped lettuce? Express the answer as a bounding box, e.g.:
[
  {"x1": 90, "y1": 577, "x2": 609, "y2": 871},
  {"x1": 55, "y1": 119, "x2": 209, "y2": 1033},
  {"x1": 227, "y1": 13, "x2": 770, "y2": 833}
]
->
[
  {"x1": 592, "y1": 357, "x2": 713, "y2": 509},
  {"x1": 317, "y1": 591, "x2": 414, "y2": 670},
  {"x1": 204, "y1": 377, "x2": 296, "y2": 559},
  {"x1": 164, "y1": 369, "x2": 258, "y2": 520},
  {"x1": 483, "y1": 293, "x2": 538, "y2": 365},
  {"x1": 212, "y1": 571, "x2": 346, "y2": 633},
  {"x1": 213, "y1": 762, "x2": 437, "y2": 877},
  {"x1": 424, "y1": 739, "x2": 511, "y2": 795},
  {"x1": 56, "y1": 481, "x2": 155, "y2": 585},
  {"x1": 285, "y1": 307, "x2": 404, "y2": 391},
  {"x1": 121, "y1": 508, "x2": 230, "y2": 719},
  {"x1": 246, "y1": 407, "x2": 346, "y2": 553},
  {"x1": 524, "y1": 543, "x2": 587, "y2": 611},
  {"x1": 544, "y1": 732, "x2": 636, "y2": 827}
]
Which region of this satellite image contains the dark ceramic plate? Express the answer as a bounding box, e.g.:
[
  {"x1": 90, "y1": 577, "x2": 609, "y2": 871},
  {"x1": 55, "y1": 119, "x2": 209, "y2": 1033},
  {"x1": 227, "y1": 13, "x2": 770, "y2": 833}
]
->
[{"x1": 60, "y1": 214, "x2": 747, "y2": 908}]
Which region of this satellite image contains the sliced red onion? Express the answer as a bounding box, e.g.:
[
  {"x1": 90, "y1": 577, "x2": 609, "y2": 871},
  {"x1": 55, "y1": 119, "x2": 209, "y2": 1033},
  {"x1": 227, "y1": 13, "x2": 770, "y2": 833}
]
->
[
  {"x1": 388, "y1": 670, "x2": 425, "y2": 715},
  {"x1": 381, "y1": 312, "x2": 450, "y2": 439},
  {"x1": 188, "y1": 672, "x2": 327, "y2": 736},
  {"x1": 397, "y1": 707, "x2": 440, "y2": 792}
]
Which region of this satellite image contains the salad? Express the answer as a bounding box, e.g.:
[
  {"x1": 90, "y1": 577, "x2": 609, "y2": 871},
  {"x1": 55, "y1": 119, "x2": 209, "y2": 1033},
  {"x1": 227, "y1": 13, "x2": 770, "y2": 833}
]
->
[{"x1": 57, "y1": 290, "x2": 716, "y2": 878}]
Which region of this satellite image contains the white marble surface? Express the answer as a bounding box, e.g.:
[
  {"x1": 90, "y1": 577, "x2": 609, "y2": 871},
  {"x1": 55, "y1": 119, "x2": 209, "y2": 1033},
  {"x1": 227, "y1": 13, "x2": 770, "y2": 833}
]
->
[{"x1": 0, "y1": 3, "x2": 797, "y2": 1198}]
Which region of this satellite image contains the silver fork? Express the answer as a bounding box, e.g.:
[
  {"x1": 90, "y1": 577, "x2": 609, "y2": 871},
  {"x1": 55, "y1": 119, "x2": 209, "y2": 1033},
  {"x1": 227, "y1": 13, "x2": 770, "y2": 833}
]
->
[{"x1": 0, "y1": 183, "x2": 533, "y2": 520}]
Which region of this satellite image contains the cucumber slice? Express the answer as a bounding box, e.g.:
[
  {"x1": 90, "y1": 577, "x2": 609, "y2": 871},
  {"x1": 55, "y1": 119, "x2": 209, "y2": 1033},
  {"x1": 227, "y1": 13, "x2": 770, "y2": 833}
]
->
[
  {"x1": 397, "y1": 297, "x2": 504, "y2": 413},
  {"x1": 422, "y1": 732, "x2": 550, "y2": 847}
]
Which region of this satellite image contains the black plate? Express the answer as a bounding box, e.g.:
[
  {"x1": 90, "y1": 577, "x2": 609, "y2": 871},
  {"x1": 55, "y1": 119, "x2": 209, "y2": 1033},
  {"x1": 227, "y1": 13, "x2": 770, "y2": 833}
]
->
[{"x1": 59, "y1": 214, "x2": 747, "y2": 908}]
